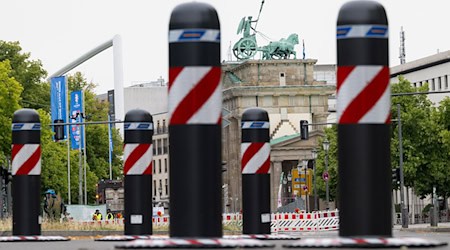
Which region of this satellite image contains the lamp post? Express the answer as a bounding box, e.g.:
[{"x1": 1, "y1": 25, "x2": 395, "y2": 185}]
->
[
  {"x1": 302, "y1": 160, "x2": 309, "y2": 212},
  {"x1": 311, "y1": 149, "x2": 318, "y2": 211},
  {"x1": 323, "y1": 139, "x2": 330, "y2": 210}
]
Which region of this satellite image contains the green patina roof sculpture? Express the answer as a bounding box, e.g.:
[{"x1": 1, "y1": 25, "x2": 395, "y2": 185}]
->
[{"x1": 232, "y1": 0, "x2": 299, "y2": 61}]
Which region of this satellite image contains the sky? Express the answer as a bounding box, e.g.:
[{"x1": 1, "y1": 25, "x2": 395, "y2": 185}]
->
[{"x1": 2, "y1": 0, "x2": 450, "y2": 94}]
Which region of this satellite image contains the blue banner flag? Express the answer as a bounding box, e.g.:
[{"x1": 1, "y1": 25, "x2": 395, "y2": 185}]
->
[
  {"x1": 50, "y1": 76, "x2": 67, "y2": 140},
  {"x1": 70, "y1": 90, "x2": 84, "y2": 150}
]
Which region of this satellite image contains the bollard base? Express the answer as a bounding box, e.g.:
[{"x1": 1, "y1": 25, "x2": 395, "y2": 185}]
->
[
  {"x1": 115, "y1": 238, "x2": 275, "y2": 249},
  {"x1": 0, "y1": 235, "x2": 69, "y2": 242},
  {"x1": 283, "y1": 237, "x2": 448, "y2": 248},
  {"x1": 225, "y1": 234, "x2": 301, "y2": 240},
  {"x1": 96, "y1": 235, "x2": 168, "y2": 241}
]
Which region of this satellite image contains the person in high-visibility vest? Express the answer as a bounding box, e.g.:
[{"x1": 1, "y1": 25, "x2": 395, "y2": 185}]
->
[
  {"x1": 106, "y1": 209, "x2": 114, "y2": 220},
  {"x1": 92, "y1": 209, "x2": 102, "y2": 221}
]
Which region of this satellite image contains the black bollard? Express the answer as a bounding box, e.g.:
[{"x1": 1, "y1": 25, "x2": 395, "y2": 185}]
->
[
  {"x1": 12, "y1": 109, "x2": 41, "y2": 236},
  {"x1": 241, "y1": 108, "x2": 271, "y2": 235},
  {"x1": 337, "y1": 1, "x2": 391, "y2": 237},
  {"x1": 123, "y1": 109, "x2": 153, "y2": 235},
  {"x1": 168, "y1": 2, "x2": 222, "y2": 238}
]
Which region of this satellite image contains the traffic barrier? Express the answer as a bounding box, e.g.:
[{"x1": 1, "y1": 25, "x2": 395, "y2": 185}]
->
[
  {"x1": 12, "y1": 109, "x2": 42, "y2": 236},
  {"x1": 0, "y1": 109, "x2": 69, "y2": 242},
  {"x1": 222, "y1": 211, "x2": 339, "y2": 233},
  {"x1": 168, "y1": 1, "x2": 222, "y2": 239},
  {"x1": 336, "y1": 0, "x2": 391, "y2": 238},
  {"x1": 123, "y1": 109, "x2": 154, "y2": 235},
  {"x1": 76, "y1": 212, "x2": 338, "y2": 233},
  {"x1": 241, "y1": 108, "x2": 271, "y2": 234},
  {"x1": 315, "y1": 210, "x2": 339, "y2": 231}
]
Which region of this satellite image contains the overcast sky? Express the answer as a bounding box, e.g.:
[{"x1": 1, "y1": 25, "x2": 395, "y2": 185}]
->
[{"x1": 2, "y1": 0, "x2": 450, "y2": 94}]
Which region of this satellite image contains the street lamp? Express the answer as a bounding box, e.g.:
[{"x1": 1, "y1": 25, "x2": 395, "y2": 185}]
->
[
  {"x1": 302, "y1": 159, "x2": 308, "y2": 212},
  {"x1": 323, "y1": 139, "x2": 330, "y2": 210},
  {"x1": 311, "y1": 149, "x2": 318, "y2": 211}
]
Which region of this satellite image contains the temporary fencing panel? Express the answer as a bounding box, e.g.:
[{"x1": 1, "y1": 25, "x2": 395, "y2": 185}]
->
[{"x1": 70, "y1": 211, "x2": 338, "y2": 232}]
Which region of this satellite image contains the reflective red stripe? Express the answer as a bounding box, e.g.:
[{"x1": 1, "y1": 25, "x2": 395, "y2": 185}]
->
[
  {"x1": 339, "y1": 66, "x2": 389, "y2": 123},
  {"x1": 241, "y1": 143, "x2": 264, "y2": 171},
  {"x1": 170, "y1": 67, "x2": 221, "y2": 124},
  {"x1": 337, "y1": 66, "x2": 355, "y2": 92},
  {"x1": 168, "y1": 67, "x2": 183, "y2": 91},
  {"x1": 15, "y1": 146, "x2": 40, "y2": 175},
  {"x1": 124, "y1": 144, "x2": 151, "y2": 174}
]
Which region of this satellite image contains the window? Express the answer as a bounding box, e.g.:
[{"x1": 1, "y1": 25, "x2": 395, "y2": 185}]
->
[
  {"x1": 438, "y1": 77, "x2": 442, "y2": 90},
  {"x1": 164, "y1": 158, "x2": 168, "y2": 173},
  {"x1": 165, "y1": 179, "x2": 168, "y2": 195},
  {"x1": 163, "y1": 138, "x2": 168, "y2": 154},
  {"x1": 159, "y1": 180, "x2": 163, "y2": 196},
  {"x1": 162, "y1": 119, "x2": 167, "y2": 133},
  {"x1": 158, "y1": 139, "x2": 162, "y2": 155},
  {"x1": 152, "y1": 140, "x2": 156, "y2": 155},
  {"x1": 431, "y1": 79, "x2": 435, "y2": 91},
  {"x1": 445, "y1": 75, "x2": 449, "y2": 89},
  {"x1": 153, "y1": 180, "x2": 156, "y2": 196},
  {"x1": 153, "y1": 160, "x2": 155, "y2": 174},
  {"x1": 157, "y1": 120, "x2": 161, "y2": 134},
  {"x1": 159, "y1": 159, "x2": 162, "y2": 173}
]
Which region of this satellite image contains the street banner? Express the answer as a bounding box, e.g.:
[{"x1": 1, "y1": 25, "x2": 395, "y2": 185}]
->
[
  {"x1": 70, "y1": 90, "x2": 84, "y2": 150},
  {"x1": 50, "y1": 76, "x2": 67, "y2": 140}
]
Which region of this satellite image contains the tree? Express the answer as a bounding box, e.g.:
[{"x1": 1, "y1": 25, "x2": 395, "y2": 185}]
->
[
  {"x1": 390, "y1": 76, "x2": 445, "y2": 198},
  {"x1": 433, "y1": 97, "x2": 450, "y2": 199},
  {"x1": 314, "y1": 126, "x2": 338, "y2": 205},
  {"x1": 0, "y1": 61, "x2": 23, "y2": 165},
  {"x1": 0, "y1": 41, "x2": 49, "y2": 111}
]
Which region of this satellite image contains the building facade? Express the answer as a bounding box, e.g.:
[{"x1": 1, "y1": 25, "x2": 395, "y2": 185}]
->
[
  {"x1": 390, "y1": 50, "x2": 450, "y2": 105},
  {"x1": 222, "y1": 59, "x2": 335, "y2": 212}
]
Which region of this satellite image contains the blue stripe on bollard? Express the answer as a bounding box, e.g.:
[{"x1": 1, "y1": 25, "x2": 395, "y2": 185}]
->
[
  {"x1": 337, "y1": 25, "x2": 388, "y2": 39},
  {"x1": 12, "y1": 123, "x2": 41, "y2": 131},
  {"x1": 124, "y1": 122, "x2": 153, "y2": 130},
  {"x1": 169, "y1": 29, "x2": 220, "y2": 43},
  {"x1": 241, "y1": 121, "x2": 269, "y2": 129}
]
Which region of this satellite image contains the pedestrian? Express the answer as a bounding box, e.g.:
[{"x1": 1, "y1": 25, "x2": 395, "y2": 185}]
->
[
  {"x1": 106, "y1": 209, "x2": 114, "y2": 220},
  {"x1": 97, "y1": 209, "x2": 103, "y2": 220},
  {"x1": 92, "y1": 209, "x2": 102, "y2": 221}
]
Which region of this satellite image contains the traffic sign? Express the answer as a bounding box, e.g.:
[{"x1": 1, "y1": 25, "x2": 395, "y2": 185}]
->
[{"x1": 322, "y1": 171, "x2": 329, "y2": 181}]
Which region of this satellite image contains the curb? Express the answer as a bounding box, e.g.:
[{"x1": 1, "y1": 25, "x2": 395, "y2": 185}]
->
[{"x1": 399, "y1": 227, "x2": 450, "y2": 233}]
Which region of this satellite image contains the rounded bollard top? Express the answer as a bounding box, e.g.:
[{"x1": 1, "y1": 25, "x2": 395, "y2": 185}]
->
[
  {"x1": 124, "y1": 109, "x2": 153, "y2": 123},
  {"x1": 242, "y1": 108, "x2": 269, "y2": 122},
  {"x1": 169, "y1": 2, "x2": 220, "y2": 30},
  {"x1": 12, "y1": 109, "x2": 40, "y2": 123},
  {"x1": 337, "y1": 0, "x2": 387, "y2": 25}
]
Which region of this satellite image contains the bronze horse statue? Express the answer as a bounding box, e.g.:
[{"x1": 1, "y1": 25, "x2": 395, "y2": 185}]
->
[
  {"x1": 261, "y1": 33, "x2": 299, "y2": 60},
  {"x1": 43, "y1": 190, "x2": 67, "y2": 221}
]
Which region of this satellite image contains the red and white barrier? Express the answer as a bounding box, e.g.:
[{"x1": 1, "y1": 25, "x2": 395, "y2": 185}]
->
[
  {"x1": 222, "y1": 210, "x2": 339, "y2": 233},
  {"x1": 74, "y1": 211, "x2": 339, "y2": 233}
]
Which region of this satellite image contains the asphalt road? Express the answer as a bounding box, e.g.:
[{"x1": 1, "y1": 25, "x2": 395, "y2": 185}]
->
[{"x1": 0, "y1": 231, "x2": 448, "y2": 250}]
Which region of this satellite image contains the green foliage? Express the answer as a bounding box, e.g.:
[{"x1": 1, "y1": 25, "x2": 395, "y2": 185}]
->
[
  {"x1": 0, "y1": 41, "x2": 49, "y2": 111},
  {"x1": 0, "y1": 61, "x2": 23, "y2": 165},
  {"x1": 0, "y1": 43, "x2": 123, "y2": 204},
  {"x1": 313, "y1": 126, "x2": 338, "y2": 203},
  {"x1": 390, "y1": 76, "x2": 449, "y2": 198},
  {"x1": 312, "y1": 76, "x2": 449, "y2": 204}
]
